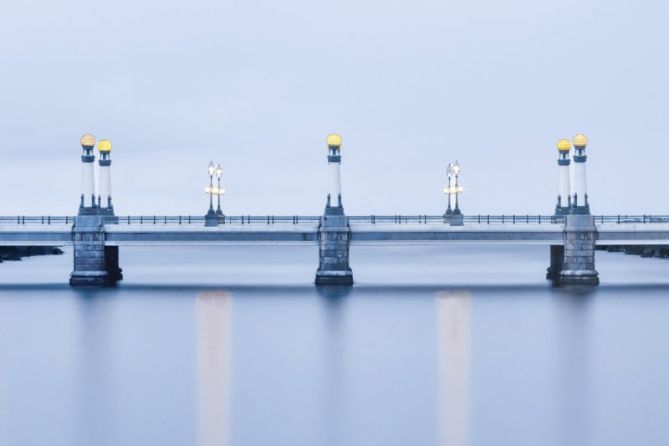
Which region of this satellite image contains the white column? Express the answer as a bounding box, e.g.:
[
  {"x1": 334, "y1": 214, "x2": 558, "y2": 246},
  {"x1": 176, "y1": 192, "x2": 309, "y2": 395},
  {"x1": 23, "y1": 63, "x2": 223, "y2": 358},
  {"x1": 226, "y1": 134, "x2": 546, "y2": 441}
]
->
[
  {"x1": 325, "y1": 134, "x2": 343, "y2": 209},
  {"x1": 81, "y1": 161, "x2": 95, "y2": 207},
  {"x1": 79, "y1": 134, "x2": 96, "y2": 208},
  {"x1": 99, "y1": 163, "x2": 111, "y2": 208},
  {"x1": 559, "y1": 163, "x2": 570, "y2": 208},
  {"x1": 572, "y1": 160, "x2": 586, "y2": 207},
  {"x1": 570, "y1": 134, "x2": 589, "y2": 211},
  {"x1": 328, "y1": 160, "x2": 341, "y2": 206},
  {"x1": 97, "y1": 140, "x2": 113, "y2": 210},
  {"x1": 556, "y1": 139, "x2": 571, "y2": 213}
]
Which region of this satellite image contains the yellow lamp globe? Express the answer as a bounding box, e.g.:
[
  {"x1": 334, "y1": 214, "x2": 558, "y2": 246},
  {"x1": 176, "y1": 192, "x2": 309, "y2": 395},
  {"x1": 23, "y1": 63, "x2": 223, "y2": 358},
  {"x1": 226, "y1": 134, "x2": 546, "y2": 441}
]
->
[
  {"x1": 572, "y1": 134, "x2": 588, "y2": 148},
  {"x1": 80, "y1": 133, "x2": 96, "y2": 148},
  {"x1": 98, "y1": 139, "x2": 112, "y2": 153},
  {"x1": 557, "y1": 139, "x2": 571, "y2": 152},
  {"x1": 326, "y1": 133, "x2": 342, "y2": 148}
]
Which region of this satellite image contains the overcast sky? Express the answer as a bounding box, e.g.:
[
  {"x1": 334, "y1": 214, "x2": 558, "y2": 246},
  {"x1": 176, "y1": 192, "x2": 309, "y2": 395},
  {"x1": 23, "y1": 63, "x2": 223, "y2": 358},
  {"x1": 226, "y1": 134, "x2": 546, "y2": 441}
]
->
[{"x1": 0, "y1": 0, "x2": 666, "y2": 215}]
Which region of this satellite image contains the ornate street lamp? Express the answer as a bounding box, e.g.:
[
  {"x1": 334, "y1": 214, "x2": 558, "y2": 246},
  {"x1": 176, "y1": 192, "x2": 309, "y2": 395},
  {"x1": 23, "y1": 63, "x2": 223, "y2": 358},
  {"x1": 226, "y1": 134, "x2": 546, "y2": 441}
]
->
[
  {"x1": 452, "y1": 161, "x2": 462, "y2": 215},
  {"x1": 215, "y1": 163, "x2": 224, "y2": 217},
  {"x1": 445, "y1": 160, "x2": 463, "y2": 226},
  {"x1": 444, "y1": 163, "x2": 454, "y2": 217},
  {"x1": 204, "y1": 161, "x2": 218, "y2": 226}
]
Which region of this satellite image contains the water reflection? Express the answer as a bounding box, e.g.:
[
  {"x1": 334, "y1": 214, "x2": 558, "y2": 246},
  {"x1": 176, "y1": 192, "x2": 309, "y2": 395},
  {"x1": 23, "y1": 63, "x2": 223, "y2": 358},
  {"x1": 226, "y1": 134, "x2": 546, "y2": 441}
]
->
[
  {"x1": 436, "y1": 291, "x2": 471, "y2": 446},
  {"x1": 196, "y1": 291, "x2": 232, "y2": 446},
  {"x1": 316, "y1": 285, "x2": 353, "y2": 300},
  {"x1": 554, "y1": 293, "x2": 592, "y2": 444},
  {"x1": 76, "y1": 292, "x2": 114, "y2": 446}
]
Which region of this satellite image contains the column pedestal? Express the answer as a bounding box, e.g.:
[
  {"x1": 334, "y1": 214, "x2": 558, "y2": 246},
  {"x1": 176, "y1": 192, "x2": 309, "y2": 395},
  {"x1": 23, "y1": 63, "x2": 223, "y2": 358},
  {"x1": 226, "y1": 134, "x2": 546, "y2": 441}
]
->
[
  {"x1": 559, "y1": 214, "x2": 599, "y2": 286},
  {"x1": 70, "y1": 215, "x2": 121, "y2": 287},
  {"x1": 449, "y1": 212, "x2": 464, "y2": 226},
  {"x1": 204, "y1": 209, "x2": 219, "y2": 227},
  {"x1": 315, "y1": 212, "x2": 353, "y2": 286}
]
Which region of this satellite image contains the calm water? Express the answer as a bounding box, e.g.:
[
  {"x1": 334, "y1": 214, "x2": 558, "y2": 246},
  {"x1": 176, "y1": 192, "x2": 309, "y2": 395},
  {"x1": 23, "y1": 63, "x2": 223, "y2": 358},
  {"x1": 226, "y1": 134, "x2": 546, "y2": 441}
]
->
[{"x1": 1, "y1": 245, "x2": 668, "y2": 446}]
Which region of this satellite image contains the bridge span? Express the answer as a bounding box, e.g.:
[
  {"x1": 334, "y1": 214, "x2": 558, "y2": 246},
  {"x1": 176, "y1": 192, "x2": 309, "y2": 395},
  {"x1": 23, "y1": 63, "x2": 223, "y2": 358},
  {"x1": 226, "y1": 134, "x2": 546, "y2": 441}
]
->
[
  {"x1": 3, "y1": 132, "x2": 668, "y2": 287},
  {"x1": 2, "y1": 215, "x2": 669, "y2": 289},
  {"x1": 2, "y1": 215, "x2": 669, "y2": 247}
]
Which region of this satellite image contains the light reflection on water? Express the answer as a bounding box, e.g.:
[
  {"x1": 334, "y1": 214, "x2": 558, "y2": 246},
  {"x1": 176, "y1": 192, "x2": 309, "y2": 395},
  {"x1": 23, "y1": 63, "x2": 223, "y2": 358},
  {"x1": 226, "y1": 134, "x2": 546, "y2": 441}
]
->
[
  {"x1": 0, "y1": 245, "x2": 668, "y2": 445},
  {"x1": 197, "y1": 291, "x2": 231, "y2": 446},
  {"x1": 437, "y1": 291, "x2": 470, "y2": 446},
  {"x1": 553, "y1": 294, "x2": 591, "y2": 446}
]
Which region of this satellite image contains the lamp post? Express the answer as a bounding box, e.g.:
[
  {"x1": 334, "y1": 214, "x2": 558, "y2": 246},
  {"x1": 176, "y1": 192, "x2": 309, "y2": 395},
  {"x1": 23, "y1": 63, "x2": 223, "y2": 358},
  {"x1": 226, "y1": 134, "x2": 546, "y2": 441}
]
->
[
  {"x1": 444, "y1": 163, "x2": 454, "y2": 217},
  {"x1": 571, "y1": 134, "x2": 590, "y2": 214},
  {"x1": 215, "y1": 163, "x2": 224, "y2": 217},
  {"x1": 325, "y1": 133, "x2": 344, "y2": 213},
  {"x1": 78, "y1": 133, "x2": 97, "y2": 214},
  {"x1": 97, "y1": 139, "x2": 114, "y2": 215},
  {"x1": 205, "y1": 161, "x2": 218, "y2": 226},
  {"x1": 450, "y1": 161, "x2": 464, "y2": 226},
  {"x1": 452, "y1": 161, "x2": 462, "y2": 215}
]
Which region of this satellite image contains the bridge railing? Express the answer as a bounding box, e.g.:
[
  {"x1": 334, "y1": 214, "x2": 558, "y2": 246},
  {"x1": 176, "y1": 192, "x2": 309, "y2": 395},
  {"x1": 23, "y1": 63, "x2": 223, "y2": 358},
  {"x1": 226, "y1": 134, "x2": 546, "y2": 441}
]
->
[
  {"x1": 465, "y1": 215, "x2": 564, "y2": 224},
  {"x1": 3, "y1": 214, "x2": 669, "y2": 226},
  {"x1": 594, "y1": 215, "x2": 669, "y2": 224},
  {"x1": 110, "y1": 215, "x2": 322, "y2": 225},
  {"x1": 348, "y1": 215, "x2": 565, "y2": 224},
  {"x1": 348, "y1": 215, "x2": 445, "y2": 224},
  {"x1": 349, "y1": 215, "x2": 669, "y2": 224},
  {"x1": 0, "y1": 216, "x2": 75, "y2": 225}
]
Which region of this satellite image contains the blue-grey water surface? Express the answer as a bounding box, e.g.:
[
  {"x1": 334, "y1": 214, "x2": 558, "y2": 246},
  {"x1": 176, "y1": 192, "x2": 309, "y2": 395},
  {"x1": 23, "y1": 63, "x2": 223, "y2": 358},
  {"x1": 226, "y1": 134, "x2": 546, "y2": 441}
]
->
[{"x1": 1, "y1": 245, "x2": 668, "y2": 446}]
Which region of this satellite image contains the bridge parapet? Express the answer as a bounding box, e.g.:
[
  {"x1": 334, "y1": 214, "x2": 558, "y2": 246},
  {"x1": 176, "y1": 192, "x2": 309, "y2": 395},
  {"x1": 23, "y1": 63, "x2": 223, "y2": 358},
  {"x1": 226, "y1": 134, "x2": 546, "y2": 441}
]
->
[
  {"x1": 3, "y1": 214, "x2": 669, "y2": 227},
  {"x1": 109, "y1": 215, "x2": 321, "y2": 225},
  {"x1": 348, "y1": 215, "x2": 565, "y2": 225},
  {"x1": 0, "y1": 216, "x2": 75, "y2": 225}
]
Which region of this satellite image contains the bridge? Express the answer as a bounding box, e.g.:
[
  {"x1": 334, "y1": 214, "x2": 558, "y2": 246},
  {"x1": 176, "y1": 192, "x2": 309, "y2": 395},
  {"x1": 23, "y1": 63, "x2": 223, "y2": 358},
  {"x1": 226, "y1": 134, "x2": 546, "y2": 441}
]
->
[{"x1": 2, "y1": 133, "x2": 669, "y2": 287}]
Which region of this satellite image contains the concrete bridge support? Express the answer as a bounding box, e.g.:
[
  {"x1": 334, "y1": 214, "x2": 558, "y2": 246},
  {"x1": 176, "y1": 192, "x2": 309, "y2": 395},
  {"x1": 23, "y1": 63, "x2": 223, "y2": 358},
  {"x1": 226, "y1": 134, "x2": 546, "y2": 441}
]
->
[
  {"x1": 546, "y1": 245, "x2": 564, "y2": 282},
  {"x1": 69, "y1": 215, "x2": 122, "y2": 287},
  {"x1": 315, "y1": 214, "x2": 353, "y2": 286},
  {"x1": 559, "y1": 214, "x2": 599, "y2": 286},
  {"x1": 104, "y1": 245, "x2": 123, "y2": 283}
]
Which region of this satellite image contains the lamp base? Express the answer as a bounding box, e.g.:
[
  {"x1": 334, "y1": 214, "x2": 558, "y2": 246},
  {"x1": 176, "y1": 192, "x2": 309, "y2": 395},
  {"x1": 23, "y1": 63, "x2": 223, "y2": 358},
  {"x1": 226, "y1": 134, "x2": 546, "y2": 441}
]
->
[
  {"x1": 204, "y1": 209, "x2": 219, "y2": 227},
  {"x1": 449, "y1": 213, "x2": 464, "y2": 226}
]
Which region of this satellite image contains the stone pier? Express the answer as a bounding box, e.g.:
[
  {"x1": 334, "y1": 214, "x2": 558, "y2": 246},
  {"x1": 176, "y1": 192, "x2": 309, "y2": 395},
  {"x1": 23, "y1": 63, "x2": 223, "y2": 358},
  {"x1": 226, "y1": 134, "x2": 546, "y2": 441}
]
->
[
  {"x1": 315, "y1": 212, "x2": 353, "y2": 286},
  {"x1": 69, "y1": 215, "x2": 122, "y2": 287},
  {"x1": 559, "y1": 214, "x2": 599, "y2": 286}
]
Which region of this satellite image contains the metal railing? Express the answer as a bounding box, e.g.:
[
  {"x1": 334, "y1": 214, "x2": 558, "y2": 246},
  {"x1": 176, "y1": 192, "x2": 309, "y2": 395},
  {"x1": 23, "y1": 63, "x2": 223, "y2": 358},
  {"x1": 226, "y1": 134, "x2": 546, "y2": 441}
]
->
[
  {"x1": 593, "y1": 215, "x2": 669, "y2": 224},
  {"x1": 1, "y1": 214, "x2": 669, "y2": 225},
  {"x1": 348, "y1": 215, "x2": 565, "y2": 224},
  {"x1": 111, "y1": 215, "x2": 322, "y2": 225},
  {"x1": 348, "y1": 215, "x2": 444, "y2": 224},
  {"x1": 0, "y1": 216, "x2": 74, "y2": 225}
]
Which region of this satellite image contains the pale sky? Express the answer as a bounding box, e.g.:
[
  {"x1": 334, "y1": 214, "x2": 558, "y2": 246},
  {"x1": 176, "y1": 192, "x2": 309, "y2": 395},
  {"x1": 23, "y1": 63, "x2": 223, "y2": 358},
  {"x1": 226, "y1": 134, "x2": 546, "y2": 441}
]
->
[{"x1": 0, "y1": 0, "x2": 666, "y2": 215}]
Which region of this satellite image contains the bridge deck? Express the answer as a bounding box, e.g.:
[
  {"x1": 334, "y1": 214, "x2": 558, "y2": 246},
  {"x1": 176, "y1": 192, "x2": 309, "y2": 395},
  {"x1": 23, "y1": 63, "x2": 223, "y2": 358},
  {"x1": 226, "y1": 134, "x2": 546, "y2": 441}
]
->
[
  {"x1": 0, "y1": 217, "x2": 668, "y2": 246},
  {"x1": 105, "y1": 222, "x2": 321, "y2": 245},
  {"x1": 0, "y1": 224, "x2": 72, "y2": 246},
  {"x1": 349, "y1": 223, "x2": 564, "y2": 244}
]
